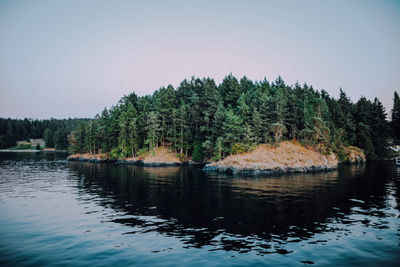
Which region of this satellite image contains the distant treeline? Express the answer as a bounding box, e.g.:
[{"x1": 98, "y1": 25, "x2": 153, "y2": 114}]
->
[
  {"x1": 67, "y1": 75, "x2": 400, "y2": 161},
  {"x1": 0, "y1": 118, "x2": 88, "y2": 150}
]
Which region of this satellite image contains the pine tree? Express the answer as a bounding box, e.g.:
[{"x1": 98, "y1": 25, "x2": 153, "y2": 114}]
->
[
  {"x1": 251, "y1": 108, "x2": 264, "y2": 143},
  {"x1": 176, "y1": 103, "x2": 190, "y2": 156},
  {"x1": 219, "y1": 74, "x2": 242, "y2": 107},
  {"x1": 145, "y1": 111, "x2": 160, "y2": 151},
  {"x1": 391, "y1": 91, "x2": 400, "y2": 142},
  {"x1": 43, "y1": 128, "x2": 54, "y2": 148},
  {"x1": 222, "y1": 109, "x2": 244, "y2": 155}
]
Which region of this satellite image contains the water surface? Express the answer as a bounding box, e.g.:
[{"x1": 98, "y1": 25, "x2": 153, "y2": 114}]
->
[{"x1": 0, "y1": 152, "x2": 399, "y2": 266}]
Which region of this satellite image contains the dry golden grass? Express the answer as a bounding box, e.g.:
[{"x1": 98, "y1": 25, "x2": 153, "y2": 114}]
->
[
  {"x1": 69, "y1": 147, "x2": 180, "y2": 163},
  {"x1": 142, "y1": 147, "x2": 181, "y2": 163},
  {"x1": 209, "y1": 141, "x2": 338, "y2": 170}
]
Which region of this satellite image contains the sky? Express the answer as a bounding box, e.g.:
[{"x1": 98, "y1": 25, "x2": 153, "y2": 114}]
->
[{"x1": 0, "y1": 0, "x2": 399, "y2": 119}]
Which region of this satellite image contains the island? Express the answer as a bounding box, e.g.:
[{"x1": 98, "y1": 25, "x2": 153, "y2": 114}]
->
[{"x1": 2, "y1": 75, "x2": 399, "y2": 174}]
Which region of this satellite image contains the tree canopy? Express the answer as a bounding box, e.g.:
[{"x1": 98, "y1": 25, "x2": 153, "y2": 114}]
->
[{"x1": 63, "y1": 75, "x2": 397, "y2": 161}]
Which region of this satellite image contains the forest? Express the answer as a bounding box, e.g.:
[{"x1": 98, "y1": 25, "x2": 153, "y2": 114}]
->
[
  {"x1": 65, "y1": 75, "x2": 400, "y2": 161},
  {"x1": 0, "y1": 118, "x2": 87, "y2": 150}
]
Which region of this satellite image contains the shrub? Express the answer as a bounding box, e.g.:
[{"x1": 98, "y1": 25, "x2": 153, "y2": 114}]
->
[
  {"x1": 18, "y1": 142, "x2": 32, "y2": 149},
  {"x1": 109, "y1": 148, "x2": 122, "y2": 160},
  {"x1": 231, "y1": 143, "x2": 246, "y2": 155},
  {"x1": 177, "y1": 153, "x2": 186, "y2": 162}
]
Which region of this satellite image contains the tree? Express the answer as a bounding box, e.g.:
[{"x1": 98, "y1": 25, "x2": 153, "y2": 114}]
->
[
  {"x1": 251, "y1": 108, "x2": 264, "y2": 143},
  {"x1": 128, "y1": 118, "x2": 139, "y2": 157},
  {"x1": 222, "y1": 109, "x2": 244, "y2": 155},
  {"x1": 192, "y1": 138, "x2": 204, "y2": 162},
  {"x1": 219, "y1": 74, "x2": 242, "y2": 107},
  {"x1": 391, "y1": 91, "x2": 400, "y2": 143},
  {"x1": 53, "y1": 129, "x2": 67, "y2": 150},
  {"x1": 269, "y1": 123, "x2": 287, "y2": 143},
  {"x1": 145, "y1": 111, "x2": 160, "y2": 151},
  {"x1": 242, "y1": 123, "x2": 257, "y2": 151},
  {"x1": 176, "y1": 103, "x2": 190, "y2": 156},
  {"x1": 43, "y1": 128, "x2": 54, "y2": 148}
]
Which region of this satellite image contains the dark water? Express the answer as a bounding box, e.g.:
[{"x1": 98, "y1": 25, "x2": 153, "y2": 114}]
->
[{"x1": 0, "y1": 153, "x2": 400, "y2": 266}]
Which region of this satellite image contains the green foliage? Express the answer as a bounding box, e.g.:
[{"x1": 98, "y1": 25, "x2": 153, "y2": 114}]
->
[
  {"x1": 136, "y1": 147, "x2": 148, "y2": 158},
  {"x1": 145, "y1": 111, "x2": 161, "y2": 151},
  {"x1": 11, "y1": 142, "x2": 32, "y2": 150},
  {"x1": 269, "y1": 123, "x2": 287, "y2": 143},
  {"x1": 43, "y1": 128, "x2": 54, "y2": 148},
  {"x1": 176, "y1": 152, "x2": 186, "y2": 162},
  {"x1": 35, "y1": 143, "x2": 41, "y2": 150},
  {"x1": 213, "y1": 137, "x2": 224, "y2": 161},
  {"x1": 16, "y1": 74, "x2": 390, "y2": 162},
  {"x1": 109, "y1": 148, "x2": 122, "y2": 160},
  {"x1": 192, "y1": 139, "x2": 204, "y2": 162},
  {"x1": 231, "y1": 143, "x2": 246, "y2": 155},
  {"x1": 300, "y1": 128, "x2": 314, "y2": 146},
  {"x1": 391, "y1": 91, "x2": 400, "y2": 143}
]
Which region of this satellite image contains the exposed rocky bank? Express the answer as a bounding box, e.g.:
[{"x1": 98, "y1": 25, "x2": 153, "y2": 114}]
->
[
  {"x1": 67, "y1": 147, "x2": 202, "y2": 166},
  {"x1": 203, "y1": 142, "x2": 365, "y2": 176}
]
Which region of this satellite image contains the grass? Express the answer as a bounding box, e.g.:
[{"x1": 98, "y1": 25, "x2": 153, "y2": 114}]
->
[
  {"x1": 9, "y1": 143, "x2": 35, "y2": 150},
  {"x1": 125, "y1": 147, "x2": 181, "y2": 163},
  {"x1": 209, "y1": 141, "x2": 339, "y2": 170},
  {"x1": 71, "y1": 146, "x2": 182, "y2": 163}
]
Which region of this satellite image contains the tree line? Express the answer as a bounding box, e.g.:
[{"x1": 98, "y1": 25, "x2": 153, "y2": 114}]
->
[
  {"x1": 0, "y1": 118, "x2": 87, "y2": 150},
  {"x1": 67, "y1": 75, "x2": 400, "y2": 161}
]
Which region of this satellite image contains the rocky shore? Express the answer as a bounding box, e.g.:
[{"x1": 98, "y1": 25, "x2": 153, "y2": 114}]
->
[
  {"x1": 67, "y1": 142, "x2": 366, "y2": 174},
  {"x1": 66, "y1": 147, "x2": 203, "y2": 166},
  {"x1": 202, "y1": 164, "x2": 338, "y2": 175},
  {"x1": 202, "y1": 142, "x2": 365, "y2": 176},
  {"x1": 340, "y1": 146, "x2": 366, "y2": 164},
  {"x1": 66, "y1": 154, "x2": 202, "y2": 166}
]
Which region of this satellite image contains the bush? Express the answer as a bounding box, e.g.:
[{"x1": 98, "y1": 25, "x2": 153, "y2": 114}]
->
[
  {"x1": 35, "y1": 143, "x2": 41, "y2": 150},
  {"x1": 177, "y1": 153, "x2": 186, "y2": 162},
  {"x1": 231, "y1": 143, "x2": 246, "y2": 154},
  {"x1": 109, "y1": 148, "x2": 122, "y2": 160},
  {"x1": 18, "y1": 142, "x2": 32, "y2": 149}
]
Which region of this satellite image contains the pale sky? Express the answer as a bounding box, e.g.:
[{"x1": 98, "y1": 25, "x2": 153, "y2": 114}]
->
[{"x1": 0, "y1": 0, "x2": 399, "y2": 119}]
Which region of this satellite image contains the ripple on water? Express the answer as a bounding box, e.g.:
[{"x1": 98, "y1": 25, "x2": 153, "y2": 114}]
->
[{"x1": 1, "y1": 155, "x2": 400, "y2": 266}]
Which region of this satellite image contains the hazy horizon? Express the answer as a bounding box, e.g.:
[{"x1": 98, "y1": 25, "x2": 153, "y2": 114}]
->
[{"x1": 1, "y1": 0, "x2": 399, "y2": 119}]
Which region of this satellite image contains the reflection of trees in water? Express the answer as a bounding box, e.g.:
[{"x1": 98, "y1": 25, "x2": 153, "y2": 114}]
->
[{"x1": 69, "y1": 162, "x2": 395, "y2": 254}]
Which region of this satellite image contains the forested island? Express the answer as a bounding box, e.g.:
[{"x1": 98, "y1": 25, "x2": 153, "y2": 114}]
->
[{"x1": 1, "y1": 75, "x2": 400, "y2": 173}]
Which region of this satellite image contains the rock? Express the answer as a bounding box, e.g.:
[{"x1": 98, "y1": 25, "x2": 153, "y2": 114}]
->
[{"x1": 202, "y1": 162, "x2": 338, "y2": 176}]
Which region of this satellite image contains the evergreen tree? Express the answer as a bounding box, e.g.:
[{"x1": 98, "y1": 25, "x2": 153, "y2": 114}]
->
[
  {"x1": 145, "y1": 111, "x2": 160, "y2": 151},
  {"x1": 391, "y1": 91, "x2": 400, "y2": 143},
  {"x1": 222, "y1": 108, "x2": 244, "y2": 155},
  {"x1": 219, "y1": 74, "x2": 242, "y2": 107},
  {"x1": 43, "y1": 128, "x2": 54, "y2": 148},
  {"x1": 176, "y1": 103, "x2": 190, "y2": 156},
  {"x1": 251, "y1": 108, "x2": 264, "y2": 143}
]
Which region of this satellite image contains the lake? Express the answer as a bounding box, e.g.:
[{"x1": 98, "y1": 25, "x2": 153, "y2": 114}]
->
[{"x1": 0, "y1": 152, "x2": 399, "y2": 266}]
